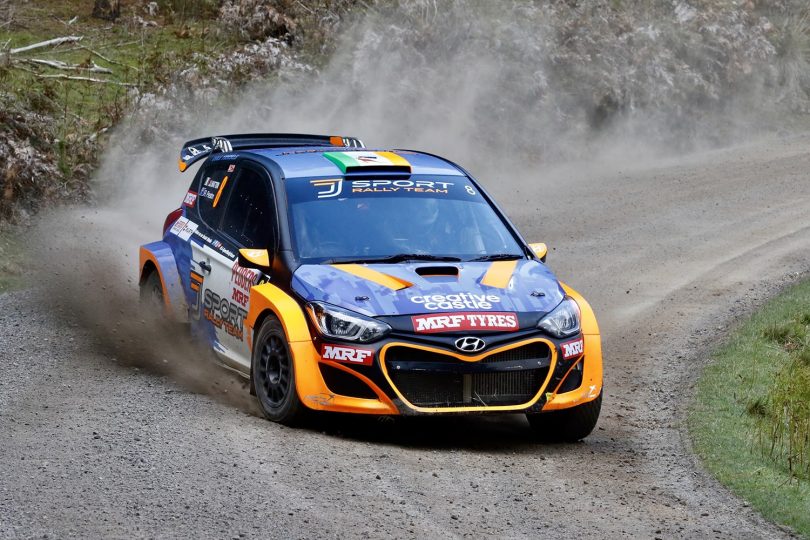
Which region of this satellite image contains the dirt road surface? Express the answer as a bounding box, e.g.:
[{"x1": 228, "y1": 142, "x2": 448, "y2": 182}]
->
[{"x1": 1, "y1": 135, "x2": 809, "y2": 538}]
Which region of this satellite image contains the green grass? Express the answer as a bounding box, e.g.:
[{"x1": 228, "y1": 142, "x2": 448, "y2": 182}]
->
[
  {"x1": 0, "y1": 0, "x2": 236, "y2": 176},
  {"x1": 690, "y1": 278, "x2": 810, "y2": 537}
]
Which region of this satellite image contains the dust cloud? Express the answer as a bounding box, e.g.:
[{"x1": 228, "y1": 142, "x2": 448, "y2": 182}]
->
[{"x1": 31, "y1": 0, "x2": 791, "y2": 405}]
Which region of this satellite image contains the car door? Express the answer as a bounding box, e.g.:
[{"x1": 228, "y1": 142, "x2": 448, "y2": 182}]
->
[{"x1": 192, "y1": 162, "x2": 277, "y2": 371}]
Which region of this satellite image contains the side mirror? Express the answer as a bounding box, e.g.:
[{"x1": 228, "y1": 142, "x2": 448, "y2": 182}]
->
[
  {"x1": 529, "y1": 242, "x2": 548, "y2": 263},
  {"x1": 238, "y1": 248, "x2": 272, "y2": 272}
]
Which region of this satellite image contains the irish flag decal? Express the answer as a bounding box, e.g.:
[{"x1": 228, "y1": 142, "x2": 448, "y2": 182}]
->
[{"x1": 323, "y1": 151, "x2": 411, "y2": 173}]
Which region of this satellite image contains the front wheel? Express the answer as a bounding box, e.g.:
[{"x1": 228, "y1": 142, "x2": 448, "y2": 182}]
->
[
  {"x1": 251, "y1": 316, "x2": 306, "y2": 425},
  {"x1": 527, "y1": 391, "x2": 602, "y2": 442}
]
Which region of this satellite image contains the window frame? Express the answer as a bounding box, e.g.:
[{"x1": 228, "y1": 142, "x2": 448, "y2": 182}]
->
[{"x1": 217, "y1": 161, "x2": 279, "y2": 252}]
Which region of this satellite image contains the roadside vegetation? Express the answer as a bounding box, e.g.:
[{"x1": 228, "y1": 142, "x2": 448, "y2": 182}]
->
[
  {"x1": 0, "y1": 0, "x2": 358, "y2": 223},
  {"x1": 690, "y1": 277, "x2": 810, "y2": 537},
  {"x1": 0, "y1": 0, "x2": 238, "y2": 220},
  {"x1": 0, "y1": 231, "x2": 25, "y2": 292}
]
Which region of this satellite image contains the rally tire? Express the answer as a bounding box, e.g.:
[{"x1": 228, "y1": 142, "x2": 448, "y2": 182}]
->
[
  {"x1": 527, "y1": 392, "x2": 602, "y2": 442},
  {"x1": 251, "y1": 316, "x2": 306, "y2": 425},
  {"x1": 139, "y1": 270, "x2": 164, "y2": 311}
]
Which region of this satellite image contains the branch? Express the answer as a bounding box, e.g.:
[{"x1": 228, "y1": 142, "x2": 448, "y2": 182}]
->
[
  {"x1": 25, "y1": 58, "x2": 113, "y2": 74},
  {"x1": 35, "y1": 73, "x2": 137, "y2": 87},
  {"x1": 51, "y1": 39, "x2": 140, "y2": 55},
  {"x1": 77, "y1": 44, "x2": 139, "y2": 71},
  {"x1": 10, "y1": 36, "x2": 83, "y2": 55}
]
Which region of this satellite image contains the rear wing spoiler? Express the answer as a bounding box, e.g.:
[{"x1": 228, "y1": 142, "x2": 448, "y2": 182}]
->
[{"x1": 178, "y1": 133, "x2": 365, "y2": 172}]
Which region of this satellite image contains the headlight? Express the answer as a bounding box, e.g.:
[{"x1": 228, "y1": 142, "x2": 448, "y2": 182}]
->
[
  {"x1": 306, "y1": 302, "x2": 391, "y2": 343},
  {"x1": 537, "y1": 297, "x2": 581, "y2": 337}
]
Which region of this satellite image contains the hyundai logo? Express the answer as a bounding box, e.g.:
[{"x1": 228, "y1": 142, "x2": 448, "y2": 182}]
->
[{"x1": 455, "y1": 336, "x2": 486, "y2": 353}]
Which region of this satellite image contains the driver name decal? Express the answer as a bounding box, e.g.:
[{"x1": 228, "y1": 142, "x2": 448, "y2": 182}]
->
[{"x1": 412, "y1": 312, "x2": 519, "y2": 333}]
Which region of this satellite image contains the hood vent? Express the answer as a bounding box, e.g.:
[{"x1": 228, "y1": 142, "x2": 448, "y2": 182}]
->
[{"x1": 415, "y1": 265, "x2": 459, "y2": 278}]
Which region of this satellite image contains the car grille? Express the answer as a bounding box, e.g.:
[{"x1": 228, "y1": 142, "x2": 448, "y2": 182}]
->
[{"x1": 384, "y1": 343, "x2": 551, "y2": 408}]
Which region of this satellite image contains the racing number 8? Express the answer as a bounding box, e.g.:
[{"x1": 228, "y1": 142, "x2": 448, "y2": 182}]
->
[{"x1": 465, "y1": 185, "x2": 476, "y2": 196}]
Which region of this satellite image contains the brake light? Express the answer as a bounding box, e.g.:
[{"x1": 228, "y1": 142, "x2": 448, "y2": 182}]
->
[{"x1": 163, "y1": 208, "x2": 183, "y2": 236}]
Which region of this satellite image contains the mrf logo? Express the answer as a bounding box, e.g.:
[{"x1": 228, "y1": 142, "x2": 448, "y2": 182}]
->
[
  {"x1": 321, "y1": 344, "x2": 373, "y2": 366},
  {"x1": 311, "y1": 178, "x2": 343, "y2": 198},
  {"x1": 412, "y1": 312, "x2": 518, "y2": 333},
  {"x1": 561, "y1": 338, "x2": 584, "y2": 360}
]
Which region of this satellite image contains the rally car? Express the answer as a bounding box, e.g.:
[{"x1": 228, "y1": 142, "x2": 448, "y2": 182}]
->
[{"x1": 139, "y1": 133, "x2": 603, "y2": 440}]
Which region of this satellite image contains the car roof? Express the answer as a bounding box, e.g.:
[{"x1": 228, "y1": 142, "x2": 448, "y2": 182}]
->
[{"x1": 244, "y1": 147, "x2": 466, "y2": 179}]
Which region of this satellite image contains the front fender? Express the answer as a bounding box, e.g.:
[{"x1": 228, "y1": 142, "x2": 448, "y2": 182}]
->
[
  {"x1": 245, "y1": 283, "x2": 323, "y2": 403},
  {"x1": 245, "y1": 284, "x2": 398, "y2": 414},
  {"x1": 139, "y1": 241, "x2": 188, "y2": 322},
  {"x1": 543, "y1": 282, "x2": 603, "y2": 410}
]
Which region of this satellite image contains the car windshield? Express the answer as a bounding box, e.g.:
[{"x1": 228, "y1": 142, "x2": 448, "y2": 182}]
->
[{"x1": 286, "y1": 175, "x2": 524, "y2": 263}]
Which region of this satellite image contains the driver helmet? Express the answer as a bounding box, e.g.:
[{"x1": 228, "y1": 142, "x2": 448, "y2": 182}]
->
[{"x1": 412, "y1": 197, "x2": 439, "y2": 228}]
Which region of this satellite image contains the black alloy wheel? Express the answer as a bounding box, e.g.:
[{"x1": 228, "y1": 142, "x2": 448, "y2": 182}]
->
[{"x1": 252, "y1": 316, "x2": 305, "y2": 425}]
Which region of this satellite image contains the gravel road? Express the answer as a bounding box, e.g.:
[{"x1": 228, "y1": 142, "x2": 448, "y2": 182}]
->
[{"x1": 1, "y1": 135, "x2": 809, "y2": 538}]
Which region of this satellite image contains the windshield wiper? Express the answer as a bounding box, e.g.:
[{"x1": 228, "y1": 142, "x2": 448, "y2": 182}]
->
[
  {"x1": 322, "y1": 254, "x2": 462, "y2": 264},
  {"x1": 468, "y1": 253, "x2": 524, "y2": 262}
]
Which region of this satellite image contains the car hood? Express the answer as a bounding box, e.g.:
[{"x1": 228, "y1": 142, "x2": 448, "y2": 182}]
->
[{"x1": 291, "y1": 259, "x2": 565, "y2": 318}]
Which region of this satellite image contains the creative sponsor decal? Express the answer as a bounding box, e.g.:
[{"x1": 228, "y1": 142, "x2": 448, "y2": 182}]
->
[
  {"x1": 412, "y1": 312, "x2": 519, "y2": 333},
  {"x1": 320, "y1": 343, "x2": 374, "y2": 366},
  {"x1": 311, "y1": 178, "x2": 343, "y2": 199},
  {"x1": 227, "y1": 164, "x2": 236, "y2": 173},
  {"x1": 203, "y1": 289, "x2": 248, "y2": 341},
  {"x1": 561, "y1": 338, "x2": 584, "y2": 360},
  {"x1": 409, "y1": 293, "x2": 500, "y2": 311},
  {"x1": 183, "y1": 191, "x2": 198, "y2": 207},
  {"x1": 169, "y1": 217, "x2": 198, "y2": 241},
  {"x1": 351, "y1": 179, "x2": 453, "y2": 194}
]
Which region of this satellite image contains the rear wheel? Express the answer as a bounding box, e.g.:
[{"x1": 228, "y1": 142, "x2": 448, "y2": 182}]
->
[
  {"x1": 252, "y1": 316, "x2": 306, "y2": 425},
  {"x1": 527, "y1": 392, "x2": 602, "y2": 442},
  {"x1": 139, "y1": 271, "x2": 164, "y2": 312}
]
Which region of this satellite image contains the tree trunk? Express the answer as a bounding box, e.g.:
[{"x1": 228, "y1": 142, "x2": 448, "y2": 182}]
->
[{"x1": 92, "y1": 0, "x2": 120, "y2": 21}]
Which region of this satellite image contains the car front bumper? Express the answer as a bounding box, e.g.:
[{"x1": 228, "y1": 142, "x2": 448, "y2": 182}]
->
[{"x1": 293, "y1": 331, "x2": 602, "y2": 416}]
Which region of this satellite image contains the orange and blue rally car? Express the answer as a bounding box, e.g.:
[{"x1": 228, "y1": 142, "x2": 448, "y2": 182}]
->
[{"x1": 139, "y1": 133, "x2": 603, "y2": 440}]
